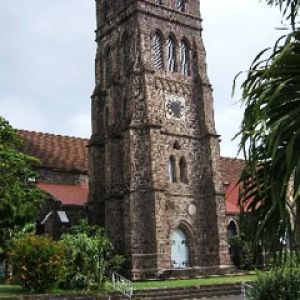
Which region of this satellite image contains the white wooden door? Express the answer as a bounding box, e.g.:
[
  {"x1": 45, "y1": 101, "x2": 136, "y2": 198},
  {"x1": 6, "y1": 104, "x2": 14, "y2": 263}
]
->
[{"x1": 171, "y1": 228, "x2": 189, "y2": 268}]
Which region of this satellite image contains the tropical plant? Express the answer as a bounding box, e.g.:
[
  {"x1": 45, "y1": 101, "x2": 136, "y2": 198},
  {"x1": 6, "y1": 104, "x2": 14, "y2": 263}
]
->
[
  {"x1": 229, "y1": 213, "x2": 264, "y2": 269},
  {"x1": 247, "y1": 256, "x2": 300, "y2": 299},
  {"x1": 0, "y1": 116, "x2": 44, "y2": 252},
  {"x1": 235, "y1": 0, "x2": 300, "y2": 256},
  {"x1": 60, "y1": 219, "x2": 124, "y2": 291},
  {"x1": 10, "y1": 235, "x2": 67, "y2": 293}
]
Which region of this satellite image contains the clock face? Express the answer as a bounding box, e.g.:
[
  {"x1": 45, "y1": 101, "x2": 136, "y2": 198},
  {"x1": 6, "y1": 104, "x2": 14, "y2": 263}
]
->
[{"x1": 165, "y1": 95, "x2": 186, "y2": 121}]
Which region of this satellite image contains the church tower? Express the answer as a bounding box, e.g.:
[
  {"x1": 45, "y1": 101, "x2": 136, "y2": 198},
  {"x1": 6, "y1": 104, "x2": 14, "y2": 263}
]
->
[{"x1": 88, "y1": 0, "x2": 230, "y2": 279}]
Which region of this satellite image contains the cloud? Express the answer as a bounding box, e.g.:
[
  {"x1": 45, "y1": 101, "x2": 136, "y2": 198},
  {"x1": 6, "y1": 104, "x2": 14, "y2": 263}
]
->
[{"x1": 0, "y1": 0, "x2": 284, "y2": 157}]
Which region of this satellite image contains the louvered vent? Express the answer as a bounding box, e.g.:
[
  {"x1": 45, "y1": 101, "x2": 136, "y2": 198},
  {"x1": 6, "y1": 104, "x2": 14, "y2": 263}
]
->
[
  {"x1": 177, "y1": 0, "x2": 186, "y2": 12},
  {"x1": 167, "y1": 36, "x2": 176, "y2": 72},
  {"x1": 180, "y1": 41, "x2": 189, "y2": 76},
  {"x1": 153, "y1": 33, "x2": 163, "y2": 70}
]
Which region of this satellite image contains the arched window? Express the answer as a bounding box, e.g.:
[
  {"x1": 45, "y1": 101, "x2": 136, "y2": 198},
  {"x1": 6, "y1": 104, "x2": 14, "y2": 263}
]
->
[
  {"x1": 179, "y1": 156, "x2": 188, "y2": 183},
  {"x1": 153, "y1": 32, "x2": 164, "y2": 70},
  {"x1": 177, "y1": 0, "x2": 186, "y2": 12},
  {"x1": 105, "y1": 47, "x2": 112, "y2": 85},
  {"x1": 167, "y1": 36, "x2": 176, "y2": 72},
  {"x1": 180, "y1": 40, "x2": 190, "y2": 76},
  {"x1": 168, "y1": 155, "x2": 176, "y2": 183},
  {"x1": 227, "y1": 220, "x2": 238, "y2": 239}
]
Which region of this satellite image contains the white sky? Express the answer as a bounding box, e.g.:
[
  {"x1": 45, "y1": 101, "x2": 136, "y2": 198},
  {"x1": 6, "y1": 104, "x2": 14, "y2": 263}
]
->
[{"x1": 0, "y1": 0, "x2": 283, "y2": 157}]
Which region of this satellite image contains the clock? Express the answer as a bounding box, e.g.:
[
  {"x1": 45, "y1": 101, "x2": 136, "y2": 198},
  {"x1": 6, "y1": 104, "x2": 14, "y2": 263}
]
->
[{"x1": 165, "y1": 95, "x2": 186, "y2": 120}]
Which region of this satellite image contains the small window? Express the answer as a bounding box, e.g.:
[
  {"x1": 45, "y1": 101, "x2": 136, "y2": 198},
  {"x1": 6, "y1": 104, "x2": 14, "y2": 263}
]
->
[
  {"x1": 179, "y1": 156, "x2": 188, "y2": 183},
  {"x1": 155, "y1": 0, "x2": 162, "y2": 4},
  {"x1": 173, "y1": 141, "x2": 181, "y2": 150},
  {"x1": 177, "y1": 0, "x2": 186, "y2": 12},
  {"x1": 167, "y1": 36, "x2": 176, "y2": 72},
  {"x1": 180, "y1": 40, "x2": 190, "y2": 76},
  {"x1": 153, "y1": 32, "x2": 164, "y2": 70},
  {"x1": 168, "y1": 155, "x2": 177, "y2": 183}
]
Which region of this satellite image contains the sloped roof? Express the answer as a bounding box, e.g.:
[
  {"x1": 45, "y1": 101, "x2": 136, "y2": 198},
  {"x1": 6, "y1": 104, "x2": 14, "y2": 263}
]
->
[
  {"x1": 18, "y1": 130, "x2": 245, "y2": 214},
  {"x1": 37, "y1": 183, "x2": 88, "y2": 206},
  {"x1": 219, "y1": 156, "x2": 244, "y2": 184},
  {"x1": 18, "y1": 130, "x2": 88, "y2": 173}
]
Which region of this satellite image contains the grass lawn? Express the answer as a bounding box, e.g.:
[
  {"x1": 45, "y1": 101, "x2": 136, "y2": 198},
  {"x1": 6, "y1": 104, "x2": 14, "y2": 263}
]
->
[
  {"x1": 0, "y1": 284, "x2": 24, "y2": 296},
  {"x1": 0, "y1": 274, "x2": 256, "y2": 296},
  {"x1": 0, "y1": 285, "x2": 86, "y2": 297},
  {"x1": 133, "y1": 274, "x2": 256, "y2": 290}
]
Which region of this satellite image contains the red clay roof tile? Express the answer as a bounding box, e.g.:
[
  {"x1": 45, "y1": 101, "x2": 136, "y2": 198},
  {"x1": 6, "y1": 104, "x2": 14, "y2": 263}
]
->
[{"x1": 18, "y1": 130, "x2": 88, "y2": 173}]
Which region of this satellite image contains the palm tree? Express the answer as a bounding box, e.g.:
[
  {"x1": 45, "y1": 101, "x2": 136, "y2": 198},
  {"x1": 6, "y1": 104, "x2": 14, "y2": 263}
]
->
[{"x1": 236, "y1": 0, "x2": 300, "y2": 255}]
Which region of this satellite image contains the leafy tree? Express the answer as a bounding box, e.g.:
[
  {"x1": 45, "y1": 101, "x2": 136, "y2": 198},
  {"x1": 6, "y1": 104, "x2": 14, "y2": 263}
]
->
[
  {"x1": 10, "y1": 235, "x2": 67, "y2": 293},
  {"x1": 235, "y1": 0, "x2": 300, "y2": 255},
  {"x1": 60, "y1": 219, "x2": 124, "y2": 291},
  {"x1": 0, "y1": 116, "x2": 43, "y2": 252}
]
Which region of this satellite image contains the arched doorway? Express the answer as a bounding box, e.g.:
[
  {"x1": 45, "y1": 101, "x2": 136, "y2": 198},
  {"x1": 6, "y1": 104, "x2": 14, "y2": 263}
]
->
[{"x1": 171, "y1": 228, "x2": 189, "y2": 268}]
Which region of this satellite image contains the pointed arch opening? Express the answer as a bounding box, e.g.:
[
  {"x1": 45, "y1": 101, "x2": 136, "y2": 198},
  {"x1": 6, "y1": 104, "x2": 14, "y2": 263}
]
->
[
  {"x1": 167, "y1": 35, "x2": 176, "y2": 72},
  {"x1": 168, "y1": 155, "x2": 177, "y2": 183},
  {"x1": 104, "y1": 46, "x2": 112, "y2": 86},
  {"x1": 180, "y1": 39, "x2": 190, "y2": 76},
  {"x1": 153, "y1": 31, "x2": 164, "y2": 70},
  {"x1": 179, "y1": 156, "x2": 188, "y2": 184}
]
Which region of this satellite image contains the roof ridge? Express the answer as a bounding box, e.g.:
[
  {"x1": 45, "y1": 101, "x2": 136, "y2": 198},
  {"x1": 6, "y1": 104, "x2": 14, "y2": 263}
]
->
[
  {"x1": 220, "y1": 156, "x2": 244, "y2": 162},
  {"x1": 17, "y1": 129, "x2": 89, "y2": 142}
]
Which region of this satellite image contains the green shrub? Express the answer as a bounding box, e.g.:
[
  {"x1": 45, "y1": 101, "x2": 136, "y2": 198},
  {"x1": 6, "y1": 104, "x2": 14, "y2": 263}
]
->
[
  {"x1": 248, "y1": 264, "x2": 300, "y2": 299},
  {"x1": 60, "y1": 219, "x2": 124, "y2": 291},
  {"x1": 10, "y1": 235, "x2": 66, "y2": 293}
]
